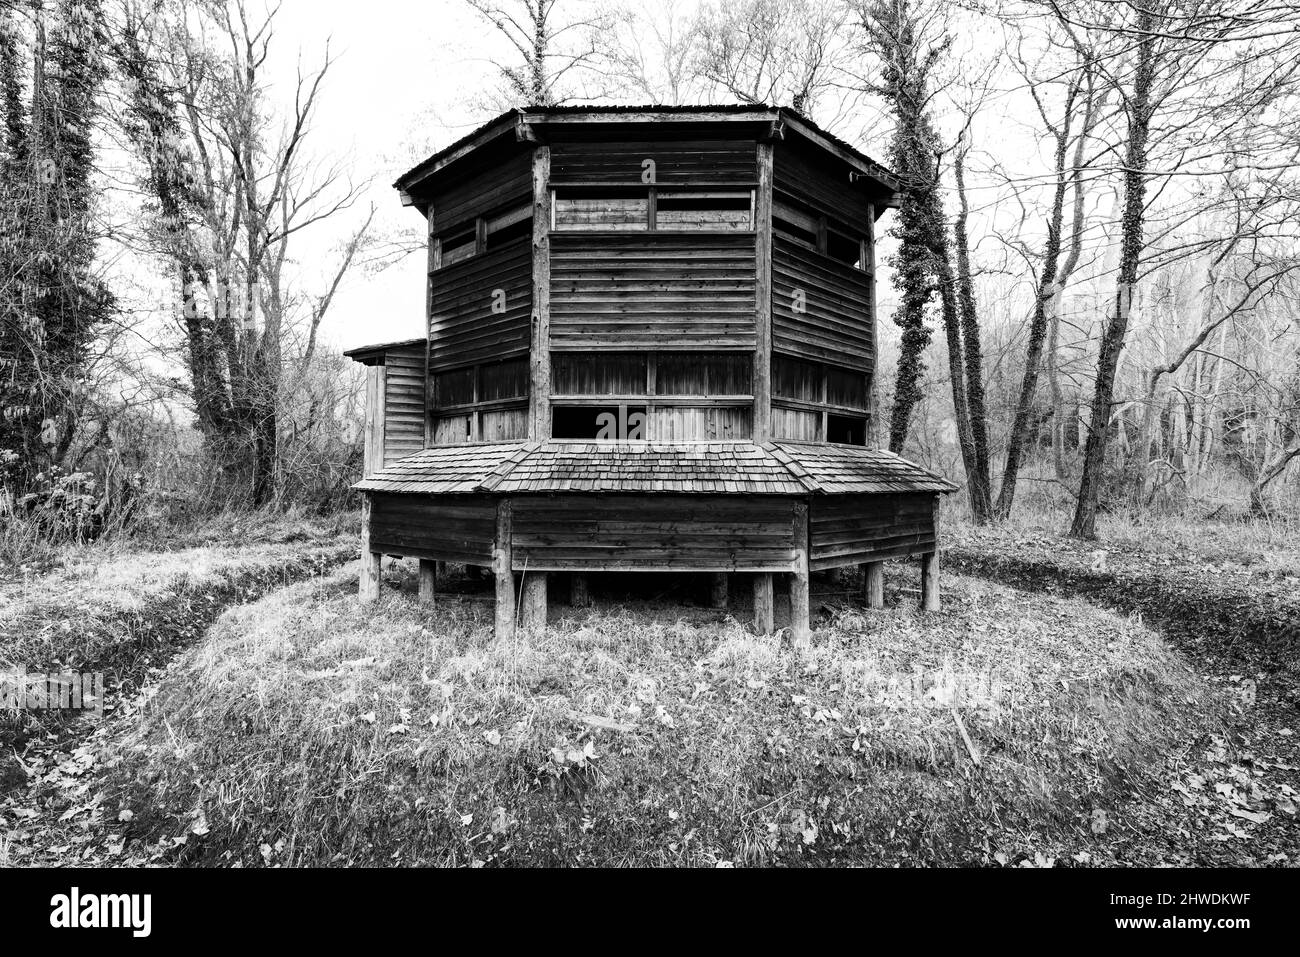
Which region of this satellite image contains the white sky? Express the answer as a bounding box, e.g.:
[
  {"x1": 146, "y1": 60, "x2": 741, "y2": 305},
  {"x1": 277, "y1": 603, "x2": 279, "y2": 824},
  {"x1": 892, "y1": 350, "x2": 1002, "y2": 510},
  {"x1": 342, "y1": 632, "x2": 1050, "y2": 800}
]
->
[{"x1": 265, "y1": 0, "x2": 518, "y2": 352}]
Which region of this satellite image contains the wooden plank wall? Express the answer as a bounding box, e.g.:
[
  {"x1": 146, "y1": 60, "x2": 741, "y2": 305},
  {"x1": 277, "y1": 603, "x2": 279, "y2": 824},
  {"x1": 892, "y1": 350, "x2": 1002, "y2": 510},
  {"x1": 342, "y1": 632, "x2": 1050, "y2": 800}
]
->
[
  {"x1": 650, "y1": 406, "x2": 751, "y2": 440},
  {"x1": 368, "y1": 493, "x2": 496, "y2": 565},
  {"x1": 808, "y1": 493, "x2": 937, "y2": 570},
  {"x1": 771, "y1": 236, "x2": 873, "y2": 369},
  {"x1": 382, "y1": 344, "x2": 426, "y2": 464},
  {"x1": 771, "y1": 406, "x2": 820, "y2": 442},
  {"x1": 550, "y1": 233, "x2": 756, "y2": 351},
  {"x1": 429, "y1": 240, "x2": 532, "y2": 371},
  {"x1": 511, "y1": 494, "x2": 797, "y2": 571},
  {"x1": 431, "y1": 152, "x2": 532, "y2": 233},
  {"x1": 773, "y1": 139, "x2": 873, "y2": 229},
  {"x1": 550, "y1": 135, "x2": 755, "y2": 184}
]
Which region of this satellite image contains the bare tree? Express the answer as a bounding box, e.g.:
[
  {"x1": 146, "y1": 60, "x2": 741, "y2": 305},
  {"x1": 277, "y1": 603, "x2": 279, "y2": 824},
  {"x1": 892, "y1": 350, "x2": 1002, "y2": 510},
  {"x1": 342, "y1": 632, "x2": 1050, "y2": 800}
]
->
[
  {"x1": 114, "y1": 0, "x2": 370, "y2": 506},
  {"x1": 465, "y1": 0, "x2": 614, "y2": 106}
]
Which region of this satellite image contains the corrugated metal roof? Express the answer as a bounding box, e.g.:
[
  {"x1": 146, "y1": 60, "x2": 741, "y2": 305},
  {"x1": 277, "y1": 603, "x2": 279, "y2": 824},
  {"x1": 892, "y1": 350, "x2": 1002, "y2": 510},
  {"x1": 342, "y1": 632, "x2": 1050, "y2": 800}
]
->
[{"x1": 353, "y1": 440, "x2": 955, "y2": 496}]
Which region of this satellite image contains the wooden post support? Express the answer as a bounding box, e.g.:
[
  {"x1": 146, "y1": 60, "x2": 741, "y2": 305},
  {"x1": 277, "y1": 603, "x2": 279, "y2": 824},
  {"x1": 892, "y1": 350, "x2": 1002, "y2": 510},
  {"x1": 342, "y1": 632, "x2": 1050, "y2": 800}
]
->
[
  {"x1": 753, "y1": 573, "x2": 775, "y2": 635},
  {"x1": 863, "y1": 560, "x2": 884, "y2": 609},
  {"x1": 435, "y1": 560, "x2": 446, "y2": 581},
  {"x1": 571, "y1": 573, "x2": 591, "y2": 609},
  {"x1": 789, "y1": 502, "x2": 810, "y2": 647},
  {"x1": 921, "y1": 551, "x2": 940, "y2": 612},
  {"x1": 521, "y1": 573, "x2": 548, "y2": 635},
  {"x1": 494, "y1": 500, "x2": 515, "y2": 640},
  {"x1": 359, "y1": 494, "x2": 381, "y2": 603},
  {"x1": 752, "y1": 140, "x2": 774, "y2": 442},
  {"x1": 529, "y1": 145, "x2": 553, "y2": 440},
  {"x1": 709, "y1": 572, "x2": 729, "y2": 609},
  {"x1": 418, "y1": 559, "x2": 437, "y2": 607}
]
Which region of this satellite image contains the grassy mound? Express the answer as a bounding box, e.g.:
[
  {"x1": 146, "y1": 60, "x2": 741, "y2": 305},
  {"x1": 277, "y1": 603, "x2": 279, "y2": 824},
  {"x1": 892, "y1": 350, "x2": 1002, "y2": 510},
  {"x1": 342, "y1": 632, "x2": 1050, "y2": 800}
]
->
[
  {"x1": 100, "y1": 563, "x2": 1221, "y2": 867},
  {"x1": 0, "y1": 514, "x2": 357, "y2": 758}
]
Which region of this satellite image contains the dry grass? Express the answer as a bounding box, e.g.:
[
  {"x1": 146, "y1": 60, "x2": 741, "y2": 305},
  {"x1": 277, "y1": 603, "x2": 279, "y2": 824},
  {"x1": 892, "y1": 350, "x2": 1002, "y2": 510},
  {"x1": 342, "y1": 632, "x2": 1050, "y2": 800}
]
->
[{"x1": 100, "y1": 560, "x2": 1221, "y2": 867}]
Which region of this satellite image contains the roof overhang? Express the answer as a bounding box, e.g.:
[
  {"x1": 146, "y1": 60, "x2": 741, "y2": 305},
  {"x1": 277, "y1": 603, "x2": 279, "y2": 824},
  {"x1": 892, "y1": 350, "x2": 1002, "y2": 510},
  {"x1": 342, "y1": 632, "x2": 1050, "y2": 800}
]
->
[
  {"x1": 395, "y1": 106, "x2": 901, "y2": 212},
  {"x1": 343, "y1": 337, "x2": 426, "y2": 364}
]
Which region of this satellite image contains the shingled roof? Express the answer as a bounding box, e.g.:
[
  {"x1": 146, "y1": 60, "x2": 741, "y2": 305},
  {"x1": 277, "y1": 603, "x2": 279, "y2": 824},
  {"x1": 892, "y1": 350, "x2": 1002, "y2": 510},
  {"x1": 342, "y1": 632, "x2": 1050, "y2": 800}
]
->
[{"x1": 353, "y1": 441, "x2": 956, "y2": 496}]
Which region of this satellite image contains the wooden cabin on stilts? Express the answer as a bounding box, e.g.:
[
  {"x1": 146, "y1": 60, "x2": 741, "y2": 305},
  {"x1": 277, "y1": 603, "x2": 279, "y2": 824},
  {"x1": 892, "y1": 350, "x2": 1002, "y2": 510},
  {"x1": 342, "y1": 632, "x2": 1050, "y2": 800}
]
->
[{"x1": 347, "y1": 106, "x2": 955, "y2": 643}]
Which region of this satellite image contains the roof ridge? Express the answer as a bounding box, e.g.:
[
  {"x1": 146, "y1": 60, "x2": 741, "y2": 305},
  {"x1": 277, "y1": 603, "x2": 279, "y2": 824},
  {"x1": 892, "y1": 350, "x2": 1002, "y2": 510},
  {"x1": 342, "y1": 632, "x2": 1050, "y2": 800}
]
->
[
  {"x1": 764, "y1": 442, "x2": 823, "y2": 493},
  {"x1": 477, "y1": 441, "x2": 540, "y2": 492}
]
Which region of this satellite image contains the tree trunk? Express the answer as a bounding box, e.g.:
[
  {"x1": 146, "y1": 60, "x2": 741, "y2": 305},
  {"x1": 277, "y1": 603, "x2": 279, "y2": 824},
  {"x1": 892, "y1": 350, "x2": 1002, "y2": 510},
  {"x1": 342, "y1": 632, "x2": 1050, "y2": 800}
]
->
[{"x1": 1071, "y1": 10, "x2": 1157, "y2": 539}]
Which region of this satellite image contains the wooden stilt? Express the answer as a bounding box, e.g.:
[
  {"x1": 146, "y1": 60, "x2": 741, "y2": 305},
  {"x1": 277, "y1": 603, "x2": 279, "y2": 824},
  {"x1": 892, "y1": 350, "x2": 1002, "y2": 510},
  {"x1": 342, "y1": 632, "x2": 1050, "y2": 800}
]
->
[
  {"x1": 435, "y1": 560, "x2": 446, "y2": 581},
  {"x1": 921, "y1": 550, "x2": 940, "y2": 612},
  {"x1": 709, "y1": 572, "x2": 729, "y2": 609},
  {"x1": 789, "y1": 502, "x2": 810, "y2": 647},
  {"x1": 418, "y1": 559, "x2": 437, "y2": 607},
  {"x1": 494, "y1": 500, "x2": 515, "y2": 640},
  {"x1": 753, "y1": 573, "x2": 775, "y2": 635},
  {"x1": 571, "y1": 573, "x2": 591, "y2": 608},
  {"x1": 864, "y1": 560, "x2": 884, "y2": 609},
  {"x1": 521, "y1": 573, "x2": 548, "y2": 635},
  {"x1": 359, "y1": 495, "x2": 381, "y2": 603}
]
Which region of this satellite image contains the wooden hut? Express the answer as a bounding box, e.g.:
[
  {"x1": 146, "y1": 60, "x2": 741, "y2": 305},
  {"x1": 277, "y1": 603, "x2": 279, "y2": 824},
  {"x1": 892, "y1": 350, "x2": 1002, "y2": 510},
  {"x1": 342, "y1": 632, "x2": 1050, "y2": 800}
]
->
[{"x1": 347, "y1": 105, "x2": 955, "y2": 641}]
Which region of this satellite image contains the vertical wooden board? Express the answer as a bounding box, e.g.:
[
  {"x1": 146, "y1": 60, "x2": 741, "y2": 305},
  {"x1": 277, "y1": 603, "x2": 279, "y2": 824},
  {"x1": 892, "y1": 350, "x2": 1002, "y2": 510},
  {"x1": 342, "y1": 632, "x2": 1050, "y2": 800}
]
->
[
  {"x1": 710, "y1": 572, "x2": 729, "y2": 609},
  {"x1": 863, "y1": 561, "x2": 884, "y2": 609},
  {"x1": 753, "y1": 573, "x2": 775, "y2": 634},
  {"x1": 790, "y1": 501, "x2": 810, "y2": 646},
  {"x1": 753, "y1": 140, "x2": 774, "y2": 441},
  {"x1": 359, "y1": 494, "x2": 380, "y2": 602},
  {"x1": 530, "y1": 145, "x2": 552, "y2": 439},
  {"x1": 521, "y1": 572, "x2": 548, "y2": 635},
  {"x1": 363, "y1": 366, "x2": 379, "y2": 478},
  {"x1": 418, "y1": 559, "x2": 437, "y2": 607},
  {"x1": 494, "y1": 499, "x2": 515, "y2": 640}
]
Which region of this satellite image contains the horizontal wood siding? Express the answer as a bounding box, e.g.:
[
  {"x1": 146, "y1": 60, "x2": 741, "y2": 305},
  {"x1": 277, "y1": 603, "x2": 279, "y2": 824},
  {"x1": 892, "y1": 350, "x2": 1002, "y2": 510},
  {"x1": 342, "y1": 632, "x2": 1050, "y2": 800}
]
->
[
  {"x1": 773, "y1": 139, "x2": 872, "y2": 229},
  {"x1": 431, "y1": 152, "x2": 532, "y2": 233},
  {"x1": 551, "y1": 136, "x2": 755, "y2": 184},
  {"x1": 382, "y1": 345, "x2": 426, "y2": 464},
  {"x1": 551, "y1": 233, "x2": 756, "y2": 351},
  {"x1": 428, "y1": 238, "x2": 532, "y2": 371},
  {"x1": 511, "y1": 495, "x2": 797, "y2": 571},
  {"x1": 772, "y1": 236, "x2": 874, "y2": 369},
  {"x1": 368, "y1": 494, "x2": 496, "y2": 564},
  {"x1": 809, "y1": 493, "x2": 936, "y2": 570}
]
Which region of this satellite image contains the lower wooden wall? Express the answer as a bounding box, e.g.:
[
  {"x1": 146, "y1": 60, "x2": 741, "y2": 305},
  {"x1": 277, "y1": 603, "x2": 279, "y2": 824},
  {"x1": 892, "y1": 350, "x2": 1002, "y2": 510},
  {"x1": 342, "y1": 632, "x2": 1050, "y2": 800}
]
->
[
  {"x1": 511, "y1": 495, "x2": 797, "y2": 571},
  {"x1": 808, "y1": 493, "x2": 936, "y2": 570},
  {"x1": 365, "y1": 491, "x2": 939, "y2": 574},
  {"x1": 368, "y1": 494, "x2": 496, "y2": 565}
]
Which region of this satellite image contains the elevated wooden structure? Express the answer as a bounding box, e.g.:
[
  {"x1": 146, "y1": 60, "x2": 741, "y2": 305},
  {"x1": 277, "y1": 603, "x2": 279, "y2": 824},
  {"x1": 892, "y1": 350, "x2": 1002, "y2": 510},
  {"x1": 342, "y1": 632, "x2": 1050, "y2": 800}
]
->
[{"x1": 347, "y1": 105, "x2": 955, "y2": 641}]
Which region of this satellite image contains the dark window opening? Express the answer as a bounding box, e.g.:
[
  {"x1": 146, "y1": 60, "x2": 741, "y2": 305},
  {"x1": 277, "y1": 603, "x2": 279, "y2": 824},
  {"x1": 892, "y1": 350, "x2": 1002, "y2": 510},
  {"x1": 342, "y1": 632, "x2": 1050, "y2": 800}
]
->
[
  {"x1": 487, "y1": 214, "x2": 531, "y2": 249},
  {"x1": 827, "y1": 414, "x2": 868, "y2": 446},
  {"x1": 827, "y1": 228, "x2": 863, "y2": 267},
  {"x1": 552, "y1": 404, "x2": 647, "y2": 440},
  {"x1": 440, "y1": 227, "x2": 476, "y2": 267},
  {"x1": 774, "y1": 215, "x2": 818, "y2": 248}
]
